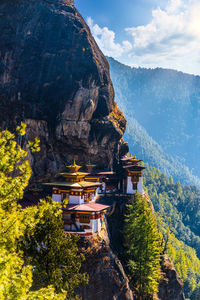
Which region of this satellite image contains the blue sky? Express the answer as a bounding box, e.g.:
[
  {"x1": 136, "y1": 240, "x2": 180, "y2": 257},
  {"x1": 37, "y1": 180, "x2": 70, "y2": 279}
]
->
[
  {"x1": 76, "y1": 0, "x2": 168, "y2": 39},
  {"x1": 75, "y1": 0, "x2": 200, "y2": 75}
]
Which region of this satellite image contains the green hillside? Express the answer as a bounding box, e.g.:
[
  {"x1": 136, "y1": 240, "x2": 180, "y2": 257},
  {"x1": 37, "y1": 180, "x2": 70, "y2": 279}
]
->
[
  {"x1": 108, "y1": 57, "x2": 200, "y2": 185},
  {"x1": 144, "y1": 166, "x2": 200, "y2": 299}
]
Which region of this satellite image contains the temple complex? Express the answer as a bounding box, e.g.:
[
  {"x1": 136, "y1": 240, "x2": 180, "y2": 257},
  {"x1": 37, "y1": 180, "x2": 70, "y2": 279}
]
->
[
  {"x1": 43, "y1": 154, "x2": 145, "y2": 236},
  {"x1": 120, "y1": 155, "x2": 145, "y2": 195},
  {"x1": 44, "y1": 160, "x2": 110, "y2": 236}
]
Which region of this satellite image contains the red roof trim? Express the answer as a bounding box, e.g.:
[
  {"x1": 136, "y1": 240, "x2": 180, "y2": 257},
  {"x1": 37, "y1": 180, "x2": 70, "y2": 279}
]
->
[{"x1": 64, "y1": 203, "x2": 110, "y2": 212}]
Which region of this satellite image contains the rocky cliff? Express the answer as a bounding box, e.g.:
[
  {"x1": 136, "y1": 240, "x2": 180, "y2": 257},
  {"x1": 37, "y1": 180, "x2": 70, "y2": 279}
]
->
[
  {"x1": 158, "y1": 255, "x2": 185, "y2": 300},
  {"x1": 78, "y1": 229, "x2": 133, "y2": 300},
  {"x1": 0, "y1": 0, "x2": 127, "y2": 180}
]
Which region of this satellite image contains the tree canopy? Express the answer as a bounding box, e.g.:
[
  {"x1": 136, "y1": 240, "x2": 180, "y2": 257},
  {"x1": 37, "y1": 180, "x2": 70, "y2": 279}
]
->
[
  {"x1": 0, "y1": 123, "x2": 86, "y2": 299},
  {"x1": 124, "y1": 192, "x2": 162, "y2": 299},
  {"x1": 144, "y1": 165, "x2": 200, "y2": 298}
]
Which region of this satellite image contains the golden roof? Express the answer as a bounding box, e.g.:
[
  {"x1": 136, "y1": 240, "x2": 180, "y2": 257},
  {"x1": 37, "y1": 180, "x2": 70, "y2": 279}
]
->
[
  {"x1": 43, "y1": 181, "x2": 102, "y2": 188},
  {"x1": 129, "y1": 155, "x2": 142, "y2": 163},
  {"x1": 121, "y1": 154, "x2": 142, "y2": 164},
  {"x1": 59, "y1": 172, "x2": 89, "y2": 177},
  {"x1": 66, "y1": 159, "x2": 82, "y2": 173}
]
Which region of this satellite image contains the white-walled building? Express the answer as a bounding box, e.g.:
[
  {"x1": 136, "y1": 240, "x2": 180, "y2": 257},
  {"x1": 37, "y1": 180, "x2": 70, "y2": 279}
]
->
[
  {"x1": 44, "y1": 160, "x2": 110, "y2": 236},
  {"x1": 120, "y1": 155, "x2": 145, "y2": 195},
  {"x1": 62, "y1": 203, "x2": 109, "y2": 236}
]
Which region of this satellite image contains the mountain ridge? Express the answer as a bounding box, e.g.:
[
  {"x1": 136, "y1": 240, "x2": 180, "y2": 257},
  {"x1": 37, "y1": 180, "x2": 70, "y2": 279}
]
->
[{"x1": 107, "y1": 56, "x2": 200, "y2": 186}]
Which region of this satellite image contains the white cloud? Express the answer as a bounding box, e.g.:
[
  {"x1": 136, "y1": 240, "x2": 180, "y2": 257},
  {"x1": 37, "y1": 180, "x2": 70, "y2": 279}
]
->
[
  {"x1": 125, "y1": 0, "x2": 200, "y2": 74},
  {"x1": 87, "y1": 17, "x2": 132, "y2": 58},
  {"x1": 87, "y1": 1, "x2": 200, "y2": 75},
  {"x1": 166, "y1": 0, "x2": 182, "y2": 13}
]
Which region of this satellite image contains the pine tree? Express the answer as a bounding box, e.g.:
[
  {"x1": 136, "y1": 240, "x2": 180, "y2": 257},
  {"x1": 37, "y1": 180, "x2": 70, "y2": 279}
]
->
[
  {"x1": 21, "y1": 198, "x2": 88, "y2": 298},
  {"x1": 0, "y1": 124, "x2": 86, "y2": 299},
  {"x1": 124, "y1": 192, "x2": 162, "y2": 299}
]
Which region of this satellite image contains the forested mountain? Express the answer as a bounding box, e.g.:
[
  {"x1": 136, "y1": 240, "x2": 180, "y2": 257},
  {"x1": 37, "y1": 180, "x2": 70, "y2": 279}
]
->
[
  {"x1": 144, "y1": 166, "x2": 200, "y2": 298},
  {"x1": 108, "y1": 57, "x2": 200, "y2": 185},
  {"x1": 108, "y1": 56, "x2": 200, "y2": 296},
  {"x1": 125, "y1": 116, "x2": 200, "y2": 187}
]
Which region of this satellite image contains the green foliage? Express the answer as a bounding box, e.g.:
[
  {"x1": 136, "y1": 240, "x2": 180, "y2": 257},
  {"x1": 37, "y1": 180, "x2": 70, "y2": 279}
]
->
[
  {"x1": 22, "y1": 198, "x2": 88, "y2": 298},
  {"x1": 143, "y1": 166, "x2": 200, "y2": 253},
  {"x1": 124, "y1": 192, "x2": 162, "y2": 299},
  {"x1": 28, "y1": 137, "x2": 40, "y2": 152},
  {"x1": 0, "y1": 124, "x2": 85, "y2": 299},
  {"x1": 144, "y1": 166, "x2": 200, "y2": 298},
  {"x1": 158, "y1": 215, "x2": 200, "y2": 295},
  {"x1": 16, "y1": 121, "x2": 27, "y2": 136},
  {"x1": 190, "y1": 282, "x2": 200, "y2": 300}
]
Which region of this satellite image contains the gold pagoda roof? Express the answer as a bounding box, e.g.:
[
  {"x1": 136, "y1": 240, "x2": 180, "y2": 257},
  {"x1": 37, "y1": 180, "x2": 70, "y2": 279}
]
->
[
  {"x1": 130, "y1": 155, "x2": 142, "y2": 163},
  {"x1": 66, "y1": 159, "x2": 82, "y2": 173},
  {"x1": 43, "y1": 181, "x2": 102, "y2": 188},
  {"x1": 85, "y1": 164, "x2": 96, "y2": 168},
  {"x1": 59, "y1": 171, "x2": 89, "y2": 177},
  {"x1": 121, "y1": 154, "x2": 142, "y2": 164}
]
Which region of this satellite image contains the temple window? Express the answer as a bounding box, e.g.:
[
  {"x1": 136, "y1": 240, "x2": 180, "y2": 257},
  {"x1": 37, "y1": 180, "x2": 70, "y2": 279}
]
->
[
  {"x1": 132, "y1": 183, "x2": 137, "y2": 190},
  {"x1": 84, "y1": 193, "x2": 92, "y2": 202},
  {"x1": 79, "y1": 215, "x2": 90, "y2": 224}
]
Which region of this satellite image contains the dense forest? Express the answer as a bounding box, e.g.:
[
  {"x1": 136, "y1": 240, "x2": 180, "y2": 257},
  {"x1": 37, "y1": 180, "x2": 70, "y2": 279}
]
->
[
  {"x1": 144, "y1": 166, "x2": 200, "y2": 298},
  {"x1": 108, "y1": 57, "x2": 200, "y2": 186},
  {"x1": 124, "y1": 192, "x2": 162, "y2": 299},
  {"x1": 0, "y1": 124, "x2": 87, "y2": 299}
]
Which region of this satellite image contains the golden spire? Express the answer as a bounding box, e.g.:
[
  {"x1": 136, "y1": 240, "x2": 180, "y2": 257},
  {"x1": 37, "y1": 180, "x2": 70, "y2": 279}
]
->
[
  {"x1": 66, "y1": 158, "x2": 82, "y2": 173},
  {"x1": 73, "y1": 158, "x2": 76, "y2": 166},
  {"x1": 130, "y1": 154, "x2": 142, "y2": 164}
]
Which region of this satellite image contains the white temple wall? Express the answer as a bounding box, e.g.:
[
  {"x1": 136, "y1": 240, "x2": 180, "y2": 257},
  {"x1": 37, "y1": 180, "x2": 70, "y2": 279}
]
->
[
  {"x1": 52, "y1": 194, "x2": 62, "y2": 202},
  {"x1": 97, "y1": 218, "x2": 101, "y2": 232},
  {"x1": 69, "y1": 195, "x2": 84, "y2": 205},
  {"x1": 126, "y1": 176, "x2": 143, "y2": 194},
  {"x1": 92, "y1": 219, "x2": 97, "y2": 232},
  {"x1": 126, "y1": 176, "x2": 136, "y2": 194},
  {"x1": 64, "y1": 217, "x2": 102, "y2": 234},
  {"x1": 78, "y1": 219, "x2": 93, "y2": 233},
  {"x1": 137, "y1": 177, "x2": 143, "y2": 194}
]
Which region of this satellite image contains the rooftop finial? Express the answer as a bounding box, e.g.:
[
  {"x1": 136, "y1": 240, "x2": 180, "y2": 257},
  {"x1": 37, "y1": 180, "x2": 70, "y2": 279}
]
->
[{"x1": 66, "y1": 159, "x2": 82, "y2": 173}]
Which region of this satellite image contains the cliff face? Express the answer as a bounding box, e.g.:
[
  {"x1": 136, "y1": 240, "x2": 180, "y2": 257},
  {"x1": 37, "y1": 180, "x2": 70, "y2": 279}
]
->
[
  {"x1": 0, "y1": 0, "x2": 127, "y2": 179},
  {"x1": 78, "y1": 231, "x2": 133, "y2": 300},
  {"x1": 158, "y1": 255, "x2": 185, "y2": 300}
]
